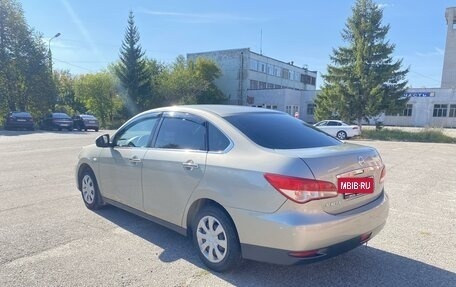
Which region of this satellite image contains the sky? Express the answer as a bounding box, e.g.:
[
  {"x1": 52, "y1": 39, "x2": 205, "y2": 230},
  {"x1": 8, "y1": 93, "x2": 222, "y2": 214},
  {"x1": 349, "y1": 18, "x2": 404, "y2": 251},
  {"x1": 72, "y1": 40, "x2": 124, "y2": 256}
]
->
[{"x1": 20, "y1": 0, "x2": 456, "y2": 89}]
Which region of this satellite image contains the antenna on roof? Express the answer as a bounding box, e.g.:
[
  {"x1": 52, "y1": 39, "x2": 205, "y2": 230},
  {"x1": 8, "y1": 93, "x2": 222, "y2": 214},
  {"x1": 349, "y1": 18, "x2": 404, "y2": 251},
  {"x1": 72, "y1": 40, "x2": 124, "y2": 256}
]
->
[{"x1": 260, "y1": 29, "x2": 263, "y2": 55}]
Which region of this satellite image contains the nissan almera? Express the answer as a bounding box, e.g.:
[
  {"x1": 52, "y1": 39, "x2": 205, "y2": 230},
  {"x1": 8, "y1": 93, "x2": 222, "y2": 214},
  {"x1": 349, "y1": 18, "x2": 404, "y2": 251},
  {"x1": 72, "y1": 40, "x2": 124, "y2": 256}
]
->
[{"x1": 76, "y1": 105, "x2": 388, "y2": 272}]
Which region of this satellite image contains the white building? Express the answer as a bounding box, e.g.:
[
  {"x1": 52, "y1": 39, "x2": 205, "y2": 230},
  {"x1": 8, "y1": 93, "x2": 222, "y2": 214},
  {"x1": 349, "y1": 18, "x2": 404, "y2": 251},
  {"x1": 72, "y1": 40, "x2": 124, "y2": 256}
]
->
[
  {"x1": 187, "y1": 7, "x2": 456, "y2": 127},
  {"x1": 187, "y1": 48, "x2": 317, "y2": 119}
]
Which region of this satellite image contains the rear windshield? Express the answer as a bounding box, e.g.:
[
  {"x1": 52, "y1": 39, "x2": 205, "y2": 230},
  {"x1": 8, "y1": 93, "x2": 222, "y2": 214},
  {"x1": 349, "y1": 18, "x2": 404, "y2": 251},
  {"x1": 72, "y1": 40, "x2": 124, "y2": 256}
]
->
[
  {"x1": 53, "y1": 113, "x2": 71, "y2": 119},
  {"x1": 224, "y1": 112, "x2": 341, "y2": 149},
  {"x1": 80, "y1": 115, "x2": 96, "y2": 119},
  {"x1": 12, "y1": 112, "x2": 32, "y2": 118}
]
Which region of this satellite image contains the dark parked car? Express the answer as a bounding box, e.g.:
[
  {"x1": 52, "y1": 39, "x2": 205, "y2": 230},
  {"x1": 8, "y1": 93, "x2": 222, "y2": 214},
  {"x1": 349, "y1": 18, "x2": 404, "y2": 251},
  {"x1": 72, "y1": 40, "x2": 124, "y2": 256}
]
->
[
  {"x1": 4, "y1": 111, "x2": 35, "y2": 130},
  {"x1": 40, "y1": 113, "x2": 74, "y2": 131},
  {"x1": 73, "y1": 114, "x2": 99, "y2": 131}
]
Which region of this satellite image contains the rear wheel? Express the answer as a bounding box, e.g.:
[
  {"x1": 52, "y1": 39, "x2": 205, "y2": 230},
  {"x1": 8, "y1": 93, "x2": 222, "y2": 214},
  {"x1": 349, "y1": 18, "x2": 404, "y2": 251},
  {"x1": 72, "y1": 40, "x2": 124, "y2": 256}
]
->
[
  {"x1": 80, "y1": 169, "x2": 102, "y2": 210},
  {"x1": 192, "y1": 205, "x2": 242, "y2": 272},
  {"x1": 336, "y1": 131, "x2": 347, "y2": 140}
]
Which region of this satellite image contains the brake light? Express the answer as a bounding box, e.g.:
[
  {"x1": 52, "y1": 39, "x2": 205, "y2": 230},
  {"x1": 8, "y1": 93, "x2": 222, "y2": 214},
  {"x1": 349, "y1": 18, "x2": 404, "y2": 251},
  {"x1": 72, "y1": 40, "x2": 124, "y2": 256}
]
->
[
  {"x1": 380, "y1": 165, "x2": 386, "y2": 183},
  {"x1": 264, "y1": 173, "x2": 338, "y2": 204}
]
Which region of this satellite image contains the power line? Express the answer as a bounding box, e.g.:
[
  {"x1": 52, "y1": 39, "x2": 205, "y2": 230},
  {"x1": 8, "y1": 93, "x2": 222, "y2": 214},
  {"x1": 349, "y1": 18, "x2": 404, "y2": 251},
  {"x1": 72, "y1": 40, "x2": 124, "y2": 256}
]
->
[
  {"x1": 408, "y1": 69, "x2": 441, "y2": 84},
  {"x1": 53, "y1": 57, "x2": 93, "y2": 72}
]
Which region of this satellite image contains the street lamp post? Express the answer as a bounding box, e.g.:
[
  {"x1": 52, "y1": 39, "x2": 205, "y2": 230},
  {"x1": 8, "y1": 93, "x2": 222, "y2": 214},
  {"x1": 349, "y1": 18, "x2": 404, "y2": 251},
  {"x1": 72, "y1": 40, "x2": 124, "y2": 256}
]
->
[{"x1": 48, "y1": 32, "x2": 61, "y2": 73}]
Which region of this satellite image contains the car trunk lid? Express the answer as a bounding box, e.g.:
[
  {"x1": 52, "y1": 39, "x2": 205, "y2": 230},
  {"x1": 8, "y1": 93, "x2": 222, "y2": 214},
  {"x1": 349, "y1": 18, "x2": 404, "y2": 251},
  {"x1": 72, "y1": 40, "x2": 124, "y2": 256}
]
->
[{"x1": 274, "y1": 143, "x2": 385, "y2": 214}]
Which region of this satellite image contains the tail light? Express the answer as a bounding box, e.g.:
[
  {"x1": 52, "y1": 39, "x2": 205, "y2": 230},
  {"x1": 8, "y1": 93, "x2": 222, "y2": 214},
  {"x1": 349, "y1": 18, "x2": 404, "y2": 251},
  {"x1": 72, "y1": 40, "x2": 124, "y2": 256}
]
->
[
  {"x1": 264, "y1": 173, "x2": 338, "y2": 204},
  {"x1": 380, "y1": 165, "x2": 386, "y2": 183}
]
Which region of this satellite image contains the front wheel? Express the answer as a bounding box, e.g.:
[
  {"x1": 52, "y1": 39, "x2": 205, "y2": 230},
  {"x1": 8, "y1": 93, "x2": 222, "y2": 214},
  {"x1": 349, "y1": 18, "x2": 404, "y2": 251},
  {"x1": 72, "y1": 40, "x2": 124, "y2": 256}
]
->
[
  {"x1": 80, "y1": 169, "x2": 102, "y2": 210},
  {"x1": 192, "y1": 206, "x2": 242, "y2": 272},
  {"x1": 336, "y1": 130, "x2": 347, "y2": 140}
]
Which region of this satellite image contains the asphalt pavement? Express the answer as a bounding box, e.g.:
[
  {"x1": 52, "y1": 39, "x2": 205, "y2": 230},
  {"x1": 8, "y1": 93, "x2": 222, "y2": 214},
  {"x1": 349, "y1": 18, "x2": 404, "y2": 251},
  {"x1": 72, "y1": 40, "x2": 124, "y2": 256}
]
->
[{"x1": 0, "y1": 130, "x2": 455, "y2": 287}]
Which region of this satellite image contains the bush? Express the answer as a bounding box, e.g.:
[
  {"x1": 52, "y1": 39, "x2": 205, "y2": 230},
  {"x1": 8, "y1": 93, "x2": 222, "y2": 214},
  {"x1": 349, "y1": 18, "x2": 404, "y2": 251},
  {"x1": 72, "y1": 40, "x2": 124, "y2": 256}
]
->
[{"x1": 360, "y1": 128, "x2": 456, "y2": 143}]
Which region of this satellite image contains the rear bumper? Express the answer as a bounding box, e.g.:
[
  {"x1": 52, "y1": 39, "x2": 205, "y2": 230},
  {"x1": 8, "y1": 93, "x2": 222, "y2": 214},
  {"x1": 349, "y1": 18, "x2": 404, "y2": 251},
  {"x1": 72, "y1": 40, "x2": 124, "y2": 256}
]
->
[
  {"x1": 228, "y1": 191, "x2": 389, "y2": 265},
  {"x1": 82, "y1": 124, "x2": 99, "y2": 129},
  {"x1": 6, "y1": 121, "x2": 34, "y2": 129},
  {"x1": 241, "y1": 222, "x2": 384, "y2": 265}
]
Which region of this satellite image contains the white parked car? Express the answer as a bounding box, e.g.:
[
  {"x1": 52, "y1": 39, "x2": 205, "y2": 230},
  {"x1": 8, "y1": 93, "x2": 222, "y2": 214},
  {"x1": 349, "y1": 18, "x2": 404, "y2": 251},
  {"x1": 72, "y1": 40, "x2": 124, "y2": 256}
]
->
[{"x1": 314, "y1": 120, "x2": 361, "y2": 140}]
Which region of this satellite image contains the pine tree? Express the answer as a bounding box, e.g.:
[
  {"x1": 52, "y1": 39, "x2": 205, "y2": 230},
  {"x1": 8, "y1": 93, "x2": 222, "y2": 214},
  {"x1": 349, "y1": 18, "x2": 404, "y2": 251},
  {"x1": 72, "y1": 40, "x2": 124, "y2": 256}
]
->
[
  {"x1": 315, "y1": 0, "x2": 408, "y2": 126},
  {"x1": 115, "y1": 11, "x2": 151, "y2": 116}
]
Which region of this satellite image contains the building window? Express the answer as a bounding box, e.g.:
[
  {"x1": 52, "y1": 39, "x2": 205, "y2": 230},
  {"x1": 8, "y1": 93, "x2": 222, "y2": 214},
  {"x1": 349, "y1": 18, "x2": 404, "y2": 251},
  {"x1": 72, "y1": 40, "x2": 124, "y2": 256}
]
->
[
  {"x1": 285, "y1": 105, "x2": 299, "y2": 116},
  {"x1": 259, "y1": 62, "x2": 266, "y2": 73},
  {"x1": 282, "y1": 68, "x2": 290, "y2": 79},
  {"x1": 250, "y1": 59, "x2": 258, "y2": 71},
  {"x1": 433, "y1": 104, "x2": 448, "y2": 117},
  {"x1": 402, "y1": 104, "x2": 412, "y2": 116},
  {"x1": 307, "y1": 104, "x2": 315, "y2": 115},
  {"x1": 274, "y1": 67, "x2": 280, "y2": 77},
  {"x1": 449, "y1": 104, "x2": 456, "y2": 117},
  {"x1": 301, "y1": 74, "x2": 316, "y2": 86},
  {"x1": 453, "y1": 20, "x2": 456, "y2": 29},
  {"x1": 265, "y1": 105, "x2": 278, "y2": 110},
  {"x1": 250, "y1": 80, "x2": 258, "y2": 89},
  {"x1": 274, "y1": 84, "x2": 281, "y2": 89},
  {"x1": 266, "y1": 83, "x2": 274, "y2": 89},
  {"x1": 267, "y1": 64, "x2": 274, "y2": 75},
  {"x1": 258, "y1": 81, "x2": 266, "y2": 89}
]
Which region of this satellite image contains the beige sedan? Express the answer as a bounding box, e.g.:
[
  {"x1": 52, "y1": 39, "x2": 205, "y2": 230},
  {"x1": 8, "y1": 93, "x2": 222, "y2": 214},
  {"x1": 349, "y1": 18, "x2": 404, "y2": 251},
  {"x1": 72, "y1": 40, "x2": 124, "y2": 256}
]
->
[{"x1": 76, "y1": 105, "x2": 388, "y2": 272}]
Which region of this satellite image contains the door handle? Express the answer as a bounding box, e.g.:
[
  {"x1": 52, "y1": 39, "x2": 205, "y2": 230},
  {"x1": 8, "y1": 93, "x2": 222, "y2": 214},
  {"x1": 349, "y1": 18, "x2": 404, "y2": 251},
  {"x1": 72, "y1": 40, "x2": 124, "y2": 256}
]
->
[
  {"x1": 182, "y1": 160, "x2": 199, "y2": 170},
  {"x1": 129, "y1": 156, "x2": 142, "y2": 164}
]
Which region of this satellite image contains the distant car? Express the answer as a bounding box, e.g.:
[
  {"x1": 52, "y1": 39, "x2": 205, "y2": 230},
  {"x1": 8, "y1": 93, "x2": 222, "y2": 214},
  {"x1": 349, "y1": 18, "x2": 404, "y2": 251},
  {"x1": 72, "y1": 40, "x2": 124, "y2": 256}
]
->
[
  {"x1": 73, "y1": 114, "x2": 99, "y2": 132},
  {"x1": 76, "y1": 105, "x2": 388, "y2": 272},
  {"x1": 314, "y1": 120, "x2": 361, "y2": 140},
  {"x1": 4, "y1": 111, "x2": 35, "y2": 131},
  {"x1": 40, "y1": 113, "x2": 74, "y2": 131}
]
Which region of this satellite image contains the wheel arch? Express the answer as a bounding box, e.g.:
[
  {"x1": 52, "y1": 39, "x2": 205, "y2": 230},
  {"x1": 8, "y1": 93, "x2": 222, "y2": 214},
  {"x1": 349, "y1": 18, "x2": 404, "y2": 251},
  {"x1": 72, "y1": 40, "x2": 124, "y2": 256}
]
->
[
  {"x1": 185, "y1": 198, "x2": 239, "y2": 239},
  {"x1": 77, "y1": 163, "x2": 94, "y2": 191}
]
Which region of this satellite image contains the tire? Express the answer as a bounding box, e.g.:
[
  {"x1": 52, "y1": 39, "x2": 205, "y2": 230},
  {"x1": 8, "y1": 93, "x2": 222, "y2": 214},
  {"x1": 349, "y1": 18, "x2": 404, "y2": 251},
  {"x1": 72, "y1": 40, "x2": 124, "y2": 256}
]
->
[
  {"x1": 336, "y1": 131, "x2": 347, "y2": 140},
  {"x1": 192, "y1": 205, "x2": 242, "y2": 272},
  {"x1": 80, "y1": 169, "x2": 102, "y2": 210}
]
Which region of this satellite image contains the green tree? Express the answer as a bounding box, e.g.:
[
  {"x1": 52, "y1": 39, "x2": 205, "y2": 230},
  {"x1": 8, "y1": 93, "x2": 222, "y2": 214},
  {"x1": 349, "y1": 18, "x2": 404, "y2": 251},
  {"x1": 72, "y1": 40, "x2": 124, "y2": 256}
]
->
[
  {"x1": 115, "y1": 11, "x2": 151, "y2": 116},
  {"x1": 54, "y1": 70, "x2": 85, "y2": 115},
  {"x1": 158, "y1": 56, "x2": 225, "y2": 105},
  {"x1": 315, "y1": 0, "x2": 408, "y2": 126},
  {"x1": 74, "y1": 72, "x2": 119, "y2": 127},
  {"x1": 192, "y1": 57, "x2": 226, "y2": 104},
  {"x1": 0, "y1": 0, "x2": 55, "y2": 121}
]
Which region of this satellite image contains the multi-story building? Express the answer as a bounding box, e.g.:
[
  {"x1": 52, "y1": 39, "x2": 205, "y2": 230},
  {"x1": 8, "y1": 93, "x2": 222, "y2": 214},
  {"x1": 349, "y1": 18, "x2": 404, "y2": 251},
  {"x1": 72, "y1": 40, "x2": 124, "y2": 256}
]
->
[
  {"x1": 187, "y1": 48, "x2": 317, "y2": 120},
  {"x1": 187, "y1": 7, "x2": 456, "y2": 128}
]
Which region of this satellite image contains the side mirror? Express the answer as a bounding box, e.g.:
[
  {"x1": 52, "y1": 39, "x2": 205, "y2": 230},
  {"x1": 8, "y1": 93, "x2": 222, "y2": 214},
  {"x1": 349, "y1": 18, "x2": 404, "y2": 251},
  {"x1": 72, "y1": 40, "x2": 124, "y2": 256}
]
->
[{"x1": 96, "y1": 134, "x2": 111, "y2": 148}]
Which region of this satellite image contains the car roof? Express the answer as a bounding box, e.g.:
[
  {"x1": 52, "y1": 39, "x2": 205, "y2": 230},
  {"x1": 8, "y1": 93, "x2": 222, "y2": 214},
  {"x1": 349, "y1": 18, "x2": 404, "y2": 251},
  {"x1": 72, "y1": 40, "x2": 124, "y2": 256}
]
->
[{"x1": 147, "y1": 105, "x2": 283, "y2": 117}]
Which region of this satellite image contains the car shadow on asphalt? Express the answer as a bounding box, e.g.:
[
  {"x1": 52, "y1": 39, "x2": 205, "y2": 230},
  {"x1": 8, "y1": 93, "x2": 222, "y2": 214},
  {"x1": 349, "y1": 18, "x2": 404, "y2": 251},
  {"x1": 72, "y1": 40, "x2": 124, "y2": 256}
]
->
[{"x1": 95, "y1": 205, "x2": 455, "y2": 287}]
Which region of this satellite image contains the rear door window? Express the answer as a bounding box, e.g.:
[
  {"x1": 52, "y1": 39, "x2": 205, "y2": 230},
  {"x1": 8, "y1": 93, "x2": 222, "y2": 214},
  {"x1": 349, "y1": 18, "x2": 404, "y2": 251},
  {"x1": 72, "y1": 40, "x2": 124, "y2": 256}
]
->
[{"x1": 154, "y1": 116, "x2": 206, "y2": 151}]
